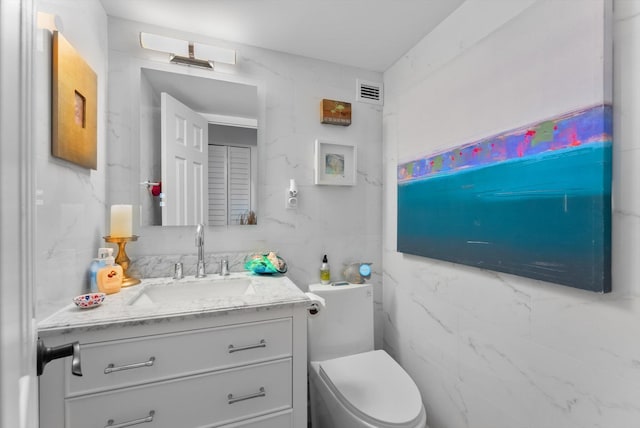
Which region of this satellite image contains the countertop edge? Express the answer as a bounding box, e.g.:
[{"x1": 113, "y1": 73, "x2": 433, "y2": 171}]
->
[{"x1": 37, "y1": 274, "x2": 310, "y2": 335}]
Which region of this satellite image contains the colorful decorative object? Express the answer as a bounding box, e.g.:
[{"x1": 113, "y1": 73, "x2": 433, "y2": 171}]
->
[
  {"x1": 51, "y1": 31, "x2": 98, "y2": 169},
  {"x1": 245, "y1": 252, "x2": 288, "y2": 274},
  {"x1": 321, "y1": 99, "x2": 351, "y2": 126},
  {"x1": 314, "y1": 139, "x2": 356, "y2": 186},
  {"x1": 397, "y1": 104, "x2": 612, "y2": 292}
]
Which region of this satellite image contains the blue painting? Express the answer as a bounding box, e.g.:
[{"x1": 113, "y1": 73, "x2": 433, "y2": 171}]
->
[{"x1": 397, "y1": 105, "x2": 612, "y2": 292}]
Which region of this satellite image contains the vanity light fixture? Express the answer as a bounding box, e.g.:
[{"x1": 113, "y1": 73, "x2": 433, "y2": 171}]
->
[{"x1": 139, "y1": 32, "x2": 236, "y2": 70}]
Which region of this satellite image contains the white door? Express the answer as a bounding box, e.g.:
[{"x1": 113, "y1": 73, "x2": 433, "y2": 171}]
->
[
  {"x1": 161, "y1": 92, "x2": 209, "y2": 226},
  {"x1": 0, "y1": 0, "x2": 39, "y2": 426}
]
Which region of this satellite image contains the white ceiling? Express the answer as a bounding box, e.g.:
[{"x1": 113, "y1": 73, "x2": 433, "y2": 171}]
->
[{"x1": 99, "y1": 0, "x2": 465, "y2": 72}]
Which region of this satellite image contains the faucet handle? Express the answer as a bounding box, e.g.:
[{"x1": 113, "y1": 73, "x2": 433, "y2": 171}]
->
[
  {"x1": 173, "y1": 263, "x2": 184, "y2": 280},
  {"x1": 220, "y1": 259, "x2": 229, "y2": 276}
]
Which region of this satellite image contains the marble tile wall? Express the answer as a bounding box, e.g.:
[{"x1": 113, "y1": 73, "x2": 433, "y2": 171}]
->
[
  {"x1": 382, "y1": 1, "x2": 640, "y2": 427},
  {"x1": 34, "y1": 0, "x2": 108, "y2": 319}
]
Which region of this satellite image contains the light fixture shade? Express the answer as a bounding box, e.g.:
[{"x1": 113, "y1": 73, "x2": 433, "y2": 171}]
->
[
  {"x1": 140, "y1": 32, "x2": 189, "y2": 57},
  {"x1": 193, "y1": 42, "x2": 236, "y2": 65}
]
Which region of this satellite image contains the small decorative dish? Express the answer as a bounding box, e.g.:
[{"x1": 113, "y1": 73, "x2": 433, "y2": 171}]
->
[{"x1": 73, "y1": 293, "x2": 106, "y2": 309}]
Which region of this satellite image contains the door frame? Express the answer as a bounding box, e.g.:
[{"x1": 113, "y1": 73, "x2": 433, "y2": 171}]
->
[{"x1": 0, "y1": 0, "x2": 38, "y2": 426}]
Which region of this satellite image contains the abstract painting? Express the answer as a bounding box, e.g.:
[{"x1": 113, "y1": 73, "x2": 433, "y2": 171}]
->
[{"x1": 397, "y1": 104, "x2": 612, "y2": 292}]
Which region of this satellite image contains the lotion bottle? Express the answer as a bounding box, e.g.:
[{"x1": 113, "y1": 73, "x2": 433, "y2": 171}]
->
[
  {"x1": 320, "y1": 254, "x2": 331, "y2": 285},
  {"x1": 97, "y1": 248, "x2": 123, "y2": 295},
  {"x1": 89, "y1": 248, "x2": 110, "y2": 293}
]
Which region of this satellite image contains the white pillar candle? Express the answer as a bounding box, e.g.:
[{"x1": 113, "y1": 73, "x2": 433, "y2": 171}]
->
[{"x1": 110, "y1": 205, "x2": 132, "y2": 238}]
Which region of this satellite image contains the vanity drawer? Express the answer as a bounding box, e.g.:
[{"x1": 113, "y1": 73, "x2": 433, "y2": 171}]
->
[
  {"x1": 66, "y1": 358, "x2": 292, "y2": 428},
  {"x1": 66, "y1": 318, "x2": 292, "y2": 396}
]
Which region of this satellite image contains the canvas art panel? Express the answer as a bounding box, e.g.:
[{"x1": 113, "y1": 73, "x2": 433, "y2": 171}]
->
[{"x1": 397, "y1": 105, "x2": 612, "y2": 292}]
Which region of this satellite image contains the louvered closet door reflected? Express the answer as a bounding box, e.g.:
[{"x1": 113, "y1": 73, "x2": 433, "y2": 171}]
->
[
  {"x1": 208, "y1": 145, "x2": 228, "y2": 226},
  {"x1": 228, "y1": 146, "x2": 251, "y2": 224},
  {"x1": 209, "y1": 145, "x2": 251, "y2": 225}
]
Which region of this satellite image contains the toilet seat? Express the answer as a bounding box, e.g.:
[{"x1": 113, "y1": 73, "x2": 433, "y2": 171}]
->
[{"x1": 318, "y1": 350, "x2": 425, "y2": 427}]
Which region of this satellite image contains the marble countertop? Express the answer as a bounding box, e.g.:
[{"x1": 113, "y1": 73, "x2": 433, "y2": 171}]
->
[{"x1": 38, "y1": 273, "x2": 310, "y2": 334}]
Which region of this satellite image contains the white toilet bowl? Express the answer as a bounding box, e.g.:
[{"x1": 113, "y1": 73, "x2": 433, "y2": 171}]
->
[{"x1": 309, "y1": 350, "x2": 427, "y2": 428}]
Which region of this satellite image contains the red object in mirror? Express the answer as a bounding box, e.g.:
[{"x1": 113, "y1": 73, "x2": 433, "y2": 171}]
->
[{"x1": 151, "y1": 182, "x2": 161, "y2": 196}]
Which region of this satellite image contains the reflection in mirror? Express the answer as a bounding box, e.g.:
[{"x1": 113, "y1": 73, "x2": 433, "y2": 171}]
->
[{"x1": 139, "y1": 68, "x2": 258, "y2": 227}]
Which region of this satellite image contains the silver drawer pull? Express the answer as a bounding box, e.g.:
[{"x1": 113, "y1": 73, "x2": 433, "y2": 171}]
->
[
  {"x1": 105, "y1": 410, "x2": 155, "y2": 428},
  {"x1": 228, "y1": 339, "x2": 266, "y2": 353},
  {"x1": 227, "y1": 387, "x2": 266, "y2": 404},
  {"x1": 104, "y1": 357, "x2": 155, "y2": 374}
]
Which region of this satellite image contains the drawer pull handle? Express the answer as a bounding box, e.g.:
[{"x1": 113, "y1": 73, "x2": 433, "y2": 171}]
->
[
  {"x1": 228, "y1": 339, "x2": 266, "y2": 353},
  {"x1": 104, "y1": 357, "x2": 155, "y2": 374},
  {"x1": 227, "y1": 387, "x2": 266, "y2": 404},
  {"x1": 105, "y1": 410, "x2": 155, "y2": 428}
]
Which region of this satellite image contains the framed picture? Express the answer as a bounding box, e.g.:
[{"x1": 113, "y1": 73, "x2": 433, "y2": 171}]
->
[
  {"x1": 320, "y1": 99, "x2": 352, "y2": 126},
  {"x1": 314, "y1": 139, "x2": 356, "y2": 185},
  {"x1": 52, "y1": 31, "x2": 97, "y2": 169}
]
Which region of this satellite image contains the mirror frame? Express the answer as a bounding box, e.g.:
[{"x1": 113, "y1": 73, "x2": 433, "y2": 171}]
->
[
  {"x1": 139, "y1": 67, "x2": 259, "y2": 227},
  {"x1": 110, "y1": 55, "x2": 266, "y2": 235}
]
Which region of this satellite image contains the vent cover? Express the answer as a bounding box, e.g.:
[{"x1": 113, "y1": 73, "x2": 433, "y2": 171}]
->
[{"x1": 356, "y1": 79, "x2": 383, "y2": 105}]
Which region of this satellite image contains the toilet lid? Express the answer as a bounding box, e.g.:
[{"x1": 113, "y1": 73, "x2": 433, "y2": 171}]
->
[{"x1": 319, "y1": 350, "x2": 424, "y2": 426}]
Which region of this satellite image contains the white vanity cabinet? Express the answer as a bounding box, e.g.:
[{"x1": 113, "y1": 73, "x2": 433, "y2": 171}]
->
[{"x1": 39, "y1": 305, "x2": 308, "y2": 428}]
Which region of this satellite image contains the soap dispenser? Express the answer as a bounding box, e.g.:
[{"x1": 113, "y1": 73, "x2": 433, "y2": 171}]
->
[
  {"x1": 88, "y1": 249, "x2": 108, "y2": 293},
  {"x1": 320, "y1": 255, "x2": 331, "y2": 285},
  {"x1": 97, "y1": 248, "x2": 123, "y2": 295}
]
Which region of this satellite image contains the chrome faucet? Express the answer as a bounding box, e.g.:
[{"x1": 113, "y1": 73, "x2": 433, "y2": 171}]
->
[{"x1": 195, "y1": 223, "x2": 206, "y2": 278}]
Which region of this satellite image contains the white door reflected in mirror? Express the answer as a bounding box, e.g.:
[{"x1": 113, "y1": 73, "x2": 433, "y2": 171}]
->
[{"x1": 161, "y1": 92, "x2": 208, "y2": 226}]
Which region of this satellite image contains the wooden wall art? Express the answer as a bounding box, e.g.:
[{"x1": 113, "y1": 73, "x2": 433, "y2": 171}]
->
[{"x1": 320, "y1": 99, "x2": 351, "y2": 126}]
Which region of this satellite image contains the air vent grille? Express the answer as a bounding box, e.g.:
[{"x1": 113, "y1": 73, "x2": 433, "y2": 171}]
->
[{"x1": 356, "y1": 79, "x2": 383, "y2": 105}]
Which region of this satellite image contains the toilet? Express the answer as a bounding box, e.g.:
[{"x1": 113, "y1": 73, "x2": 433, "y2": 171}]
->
[{"x1": 307, "y1": 282, "x2": 427, "y2": 428}]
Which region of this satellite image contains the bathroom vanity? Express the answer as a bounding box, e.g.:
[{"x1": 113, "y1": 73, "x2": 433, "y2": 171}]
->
[{"x1": 38, "y1": 273, "x2": 309, "y2": 428}]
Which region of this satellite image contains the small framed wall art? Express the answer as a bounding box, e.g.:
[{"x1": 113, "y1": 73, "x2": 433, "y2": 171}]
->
[
  {"x1": 314, "y1": 139, "x2": 356, "y2": 186},
  {"x1": 320, "y1": 99, "x2": 351, "y2": 126},
  {"x1": 52, "y1": 31, "x2": 98, "y2": 169}
]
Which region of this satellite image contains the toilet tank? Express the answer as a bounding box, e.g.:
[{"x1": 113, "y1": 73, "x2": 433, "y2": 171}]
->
[{"x1": 307, "y1": 282, "x2": 374, "y2": 362}]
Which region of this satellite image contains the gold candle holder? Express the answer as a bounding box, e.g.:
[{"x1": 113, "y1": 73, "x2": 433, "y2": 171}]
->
[{"x1": 103, "y1": 235, "x2": 141, "y2": 287}]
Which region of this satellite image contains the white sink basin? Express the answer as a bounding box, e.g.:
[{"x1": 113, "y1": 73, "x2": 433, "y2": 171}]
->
[{"x1": 129, "y1": 277, "x2": 255, "y2": 306}]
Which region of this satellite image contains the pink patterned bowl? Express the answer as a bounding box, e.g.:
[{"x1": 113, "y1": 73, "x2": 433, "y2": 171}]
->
[{"x1": 73, "y1": 293, "x2": 106, "y2": 309}]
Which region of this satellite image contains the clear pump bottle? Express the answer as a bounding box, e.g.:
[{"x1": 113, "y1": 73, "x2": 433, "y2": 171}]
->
[
  {"x1": 320, "y1": 254, "x2": 331, "y2": 285},
  {"x1": 89, "y1": 248, "x2": 110, "y2": 293}
]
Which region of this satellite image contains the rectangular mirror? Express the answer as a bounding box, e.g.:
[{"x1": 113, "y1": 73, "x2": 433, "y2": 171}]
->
[{"x1": 139, "y1": 67, "x2": 258, "y2": 226}]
